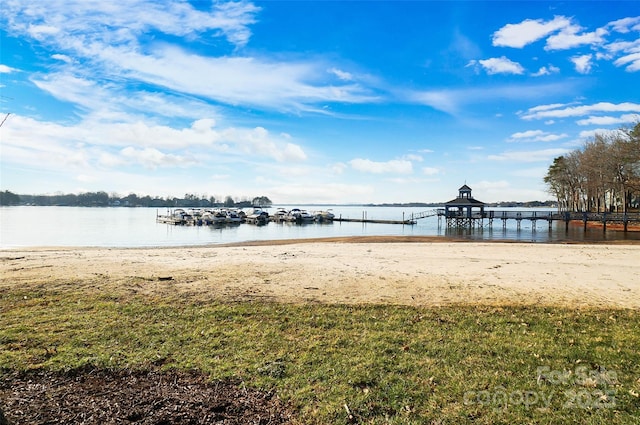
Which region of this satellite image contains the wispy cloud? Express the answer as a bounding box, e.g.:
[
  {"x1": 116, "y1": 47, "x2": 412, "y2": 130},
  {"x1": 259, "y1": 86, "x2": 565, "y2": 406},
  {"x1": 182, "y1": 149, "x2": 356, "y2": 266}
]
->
[
  {"x1": 578, "y1": 128, "x2": 628, "y2": 140},
  {"x1": 519, "y1": 102, "x2": 640, "y2": 120},
  {"x1": 488, "y1": 148, "x2": 570, "y2": 163},
  {"x1": 576, "y1": 114, "x2": 640, "y2": 126},
  {"x1": 0, "y1": 64, "x2": 18, "y2": 73},
  {"x1": 4, "y1": 0, "x2": 378, "y2": 114},
  {"x1": 607, "y1": 16, "x2": 640, "y2": 33},
  {"x1": 4, "y1": 0, "x2": 260, "y2": 48},
  {"x1": 614, "y1": 52, "x2": 640, "y2": 72},
  {"x1": 349, "y1": 158, "x2": 413, "y2": 174},
  {"x1": 507, "y1": 130, "x2": 568, "y2": 143},
  {"x1": 422, "y1": 167, "x2": 440, "y2": 176},
  {"x1": 407, "y1": 82, "x2": 577, "y2": 115}
]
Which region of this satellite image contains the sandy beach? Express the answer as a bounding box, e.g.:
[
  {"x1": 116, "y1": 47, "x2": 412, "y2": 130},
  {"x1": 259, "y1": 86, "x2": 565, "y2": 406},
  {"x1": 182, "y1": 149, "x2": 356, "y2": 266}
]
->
[{"x1": 1, "y1": 237, "x2": 639, "y2": 309}]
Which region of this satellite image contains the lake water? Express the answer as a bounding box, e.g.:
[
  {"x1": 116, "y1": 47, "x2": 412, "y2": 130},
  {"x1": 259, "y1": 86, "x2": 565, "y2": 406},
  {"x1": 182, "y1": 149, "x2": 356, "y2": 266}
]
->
[{"x1": 1, "y1": 206, "x2": 638, "y2": 248}]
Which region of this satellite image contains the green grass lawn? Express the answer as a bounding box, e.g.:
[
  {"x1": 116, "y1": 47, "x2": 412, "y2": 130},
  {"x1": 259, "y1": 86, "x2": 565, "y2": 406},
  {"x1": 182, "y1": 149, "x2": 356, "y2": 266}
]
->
[{"x1": 1, "y1": 288, "x2": 639, "y2": 424}]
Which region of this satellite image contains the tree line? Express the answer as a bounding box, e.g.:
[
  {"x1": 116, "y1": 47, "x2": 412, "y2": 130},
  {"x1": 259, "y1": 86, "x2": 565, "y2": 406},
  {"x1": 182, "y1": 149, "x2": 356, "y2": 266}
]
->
[
  {"x1": 544, "y1": 123, "x2": 640, "y2": 213},
  {"x1": 0, "y1": 191, "x2": 273, "y2": 208}
]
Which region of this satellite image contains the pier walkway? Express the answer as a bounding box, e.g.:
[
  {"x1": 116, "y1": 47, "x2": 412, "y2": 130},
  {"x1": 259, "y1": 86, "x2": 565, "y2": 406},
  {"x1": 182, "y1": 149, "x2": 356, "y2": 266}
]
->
[{"x1": 414, "y1": 209, "x2": 640, "y2": 232}]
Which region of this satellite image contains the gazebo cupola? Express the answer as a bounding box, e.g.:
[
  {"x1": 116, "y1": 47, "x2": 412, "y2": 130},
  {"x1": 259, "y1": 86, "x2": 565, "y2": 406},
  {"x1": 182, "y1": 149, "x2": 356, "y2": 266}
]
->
[{"x1": 458, "y1": 184, "x2": 473, "y2": 199}]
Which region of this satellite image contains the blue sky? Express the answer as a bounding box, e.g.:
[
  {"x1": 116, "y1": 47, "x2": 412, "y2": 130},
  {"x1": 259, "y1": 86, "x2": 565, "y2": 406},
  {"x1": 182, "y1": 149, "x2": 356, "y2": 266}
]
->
[{"x1": 1, "y1": 1, "x2": 639, "y2": 204}]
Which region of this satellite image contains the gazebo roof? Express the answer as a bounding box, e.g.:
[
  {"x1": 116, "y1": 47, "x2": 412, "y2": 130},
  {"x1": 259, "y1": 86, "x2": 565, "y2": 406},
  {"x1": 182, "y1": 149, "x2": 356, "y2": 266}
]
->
[
  {"x1": 458, "y1": 184, "x2": 472, "y2": 192},
  {"x1": 445, "y1": 197, "x2": 486, "y2": 206}
]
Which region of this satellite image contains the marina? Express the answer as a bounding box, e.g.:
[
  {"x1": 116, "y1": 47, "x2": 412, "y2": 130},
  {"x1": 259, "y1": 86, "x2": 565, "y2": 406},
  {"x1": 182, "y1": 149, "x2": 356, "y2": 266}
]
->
[{"x1": 155, "y1": 185, "x2": 640, "y2": 233}]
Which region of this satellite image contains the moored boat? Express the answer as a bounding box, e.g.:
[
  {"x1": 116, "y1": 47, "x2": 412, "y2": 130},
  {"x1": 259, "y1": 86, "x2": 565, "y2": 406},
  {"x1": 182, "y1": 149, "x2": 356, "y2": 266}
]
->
[
  {"x1": 314, "y1": 210, "x2": 335, "y2": 222},
  {"x1": 288, "y1": 208, "x2": 315, "y2": 223}
]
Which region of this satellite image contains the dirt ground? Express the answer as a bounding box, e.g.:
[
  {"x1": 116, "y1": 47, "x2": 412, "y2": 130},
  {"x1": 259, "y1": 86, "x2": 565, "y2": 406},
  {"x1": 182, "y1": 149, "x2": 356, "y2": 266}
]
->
[{"x1": 0, "y1": 368, "x2": 292, "y2": 425}]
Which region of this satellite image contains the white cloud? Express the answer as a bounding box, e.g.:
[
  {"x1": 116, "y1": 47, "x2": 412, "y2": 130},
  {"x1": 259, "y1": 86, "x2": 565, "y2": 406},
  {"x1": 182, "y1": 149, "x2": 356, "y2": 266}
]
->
[
  {"x1": 402, "y1": 154, "x2": 423, "y2": 162},
  {"x1": 488, "y1": 148, "x2": 570, "y2": 163},
  {"x1": 407, "y1": 82, "x2": 575, "y2": 116},
  {"x1": 32, "y1": 72, "x2": 220, "y2": 121},
  {"x1": 510, "y1": 130, "x2": 546, "y2": 139},
  {"x1": 0, "y1": 64, "x2": 18, "y2": 73},
  {"x1": 520, "y1": 102, "x2": 640, "y2": 120},
  {"x1": 571, "y1": 54, "x2": 593, "y2": 74},
  {"x1": 492, "y1": 16, "x2": 571, "y2": 48},
  {"x1": 27, "y1": 24, "x2": 60, "y2": 39},
  {"x1": 491, "y1": 15, "x2": 639, "y2": 74},
  {"x1": 349, "y1": 158, "x2": 413, "y2": 174},
  {"x1": 526, "y1": 103, "x2": 569, "y2": 113},
  {"x1": 1, "y1": 114, "x2": 308, "y2": 174},
  {"x1": 92, "y1": 45, "x2": 377, "y2": 112},
  {"x1": 5, "y1": 0, "x2": 378, "y2": 113},
  {"x1": 576, "y1": 114, "x2": 640, "y2": 126},
  {"x1": 531, "y1": 65, "x2": 560, "y2": 77},
  {"x1": 508, "y1": 130, "x2": 568, "y2": 143},
  {"x1": 545, "y1": 26, "x2": 607, "y2": 50},
  {"x1": 614, "y1": 52, "x2": 640, "y2": 72},
  {"x1": 422, "y1": 167, "x2": 439, "y2": 176},
  {"x1": 607, "y1": 16, "x2": 640, "y2": 33},
  {"x1": 120, "y1": 147, "x2": 197, "y2": 169},
  {"x1": 6, "y1": 0, "x2": 260, "y2": 48},
  {"x1": 219, "y1": 126, "x2": 308, "y2": 162},
  {"x1": 578, "y1": 128, "x2": 627, "y2": 140},
  {"x1": 51, "y1": 54, "x2": 72, "y2": 63},
  {"x1": 328, "y1": 67, "x2": 354, "y2": 81},
  {"x1": 605, "y1": 39, "x2": 640, "y2": 54},
  {"x1": 470, "y1": 57, "x2": 524, "y2": 75}
]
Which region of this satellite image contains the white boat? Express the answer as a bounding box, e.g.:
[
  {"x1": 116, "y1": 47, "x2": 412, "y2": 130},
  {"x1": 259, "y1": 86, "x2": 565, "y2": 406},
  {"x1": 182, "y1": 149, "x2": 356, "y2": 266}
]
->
[
  {"x1": 172, "y1": 208, "x2": 192, "y2": 220},
  {"x1": 288, "y1": 208, "x2": 315, "y2": 223},
  {"x1": 213, "y1": 210, "x2": 228, "y2": 224},
  {"x1": 201, "y1": 210, "x2": 215, "y2": 225},
  {"x1": 225, "y1": 209, "x2": 243, "y2": 224},
  {"x1": 314, "y1": 210, "x2": 335, "y2": 222},
  {"x1": 245, "y1": 208, "x2": 269, "y2": 225},
  {"x1": 273, "y1": 208, "x2": 289, "y2": 222}
]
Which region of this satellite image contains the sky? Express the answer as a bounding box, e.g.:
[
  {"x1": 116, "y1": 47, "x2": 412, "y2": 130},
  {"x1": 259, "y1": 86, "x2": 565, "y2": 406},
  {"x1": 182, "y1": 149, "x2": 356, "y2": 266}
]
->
[{"x1": 1, "y1": 1, "x2": 639, "y2": 204}]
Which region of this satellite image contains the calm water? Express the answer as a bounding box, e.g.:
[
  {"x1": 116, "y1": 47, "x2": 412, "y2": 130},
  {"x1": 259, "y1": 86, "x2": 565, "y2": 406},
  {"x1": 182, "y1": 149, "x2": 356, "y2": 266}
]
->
[{"x1": 1, "y1": 206, "x2": 638, "y2": 248}]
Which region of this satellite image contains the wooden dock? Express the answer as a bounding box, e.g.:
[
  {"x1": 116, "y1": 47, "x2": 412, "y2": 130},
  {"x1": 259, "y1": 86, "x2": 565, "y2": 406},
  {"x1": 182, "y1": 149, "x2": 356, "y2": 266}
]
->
[
  {"x1": 334, "y1": 211, "x2": 416, "y2": 225},
  {"x1": 333, "y1": 217, "x2": 416, "y2": 225},
  {"x1": 424, "y1": 209, "x2": 640, "y2": 232}
]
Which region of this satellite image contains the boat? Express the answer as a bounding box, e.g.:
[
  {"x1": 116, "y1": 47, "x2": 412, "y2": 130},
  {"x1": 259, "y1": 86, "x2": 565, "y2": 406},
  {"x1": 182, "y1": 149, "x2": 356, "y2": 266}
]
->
[
  {"x1": 225, "y1": 209, "x2": 243, "y2": 224},
  {"x1": 245, "y1": 208, "x2": 270, "y2": 225},
  {"x1": 314, "y1": 210, "x2": 335, "y2": 222},
  {"x1": 288, "y1": 208, "x2": 315, "y2": 223},
  {"x1": 272, "y1": 208, "x2": 289, "y2": 222},
  {"x1": 201, "y1": 210, "x2": 215, "y2": 225}
]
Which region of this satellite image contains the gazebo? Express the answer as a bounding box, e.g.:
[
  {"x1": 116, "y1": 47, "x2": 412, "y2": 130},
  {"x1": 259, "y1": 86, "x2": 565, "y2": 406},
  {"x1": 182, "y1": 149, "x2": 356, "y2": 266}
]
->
[{"x1": 444, "y1": 185, "x2": 486, "y2": 227}]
